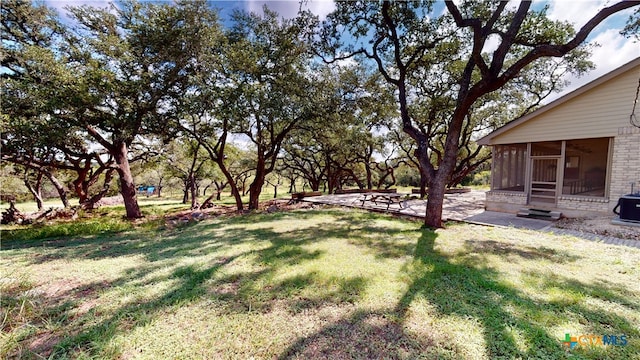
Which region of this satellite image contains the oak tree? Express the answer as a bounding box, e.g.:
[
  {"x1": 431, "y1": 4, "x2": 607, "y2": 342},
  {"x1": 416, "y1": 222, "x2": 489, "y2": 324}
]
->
[{"x1": 321, "y1": 0, "x2": 639, "y2": 227}]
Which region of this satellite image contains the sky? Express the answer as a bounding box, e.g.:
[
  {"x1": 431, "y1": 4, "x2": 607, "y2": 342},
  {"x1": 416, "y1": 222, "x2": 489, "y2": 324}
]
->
[
  {"x1": 44, "y1": 0, "x2": 639, "y2": 101},
  {"x1": 537, "y1": 0, "x2": 639, "y2": 99}
]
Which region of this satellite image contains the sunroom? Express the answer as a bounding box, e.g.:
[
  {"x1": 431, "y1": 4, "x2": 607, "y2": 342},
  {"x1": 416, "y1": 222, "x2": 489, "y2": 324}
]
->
[{"x1": 492, "y1": 138, "x2": 611, "y2": 211}]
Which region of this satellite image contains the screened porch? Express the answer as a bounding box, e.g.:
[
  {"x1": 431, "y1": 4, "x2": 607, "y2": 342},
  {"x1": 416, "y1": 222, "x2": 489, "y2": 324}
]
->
[{"x1": 491, "y1": 138, "x2": 611, "y2": 205}]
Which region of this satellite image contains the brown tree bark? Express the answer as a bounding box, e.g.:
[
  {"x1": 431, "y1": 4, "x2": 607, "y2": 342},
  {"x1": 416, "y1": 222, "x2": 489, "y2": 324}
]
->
[
  {"x1": 248, "y1": 158, "x2": 266, "y2": 210},
  {"x1": 73, "y1": 165, "x2": 90, "y2": 204},
  {"x1": 189, "y1": 174, "x2": 199, "y2": 209},
  {"x1": 113, "y1": 141, "x2": 142, "y2": 219},
  {"x1": 217, "y1": 160, "x2": 243, "y2": 211},
  {"x1": 23, "y1": 170, "x2": 44, "y2": 210},
  {"x1": 43, "y1": 170, "x2": 70, "y2": 209},
  {"x1": 81, "y1": 168, "x2": 115, "y2": 210}
]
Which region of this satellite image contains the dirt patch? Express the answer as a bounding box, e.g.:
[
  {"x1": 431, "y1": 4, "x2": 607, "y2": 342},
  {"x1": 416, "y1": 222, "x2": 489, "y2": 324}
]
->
[
  {"x1": 36, "y1": 278, "x2": 83, "y2": 299},
  {"x1": 28, "y1": 331, "x2": 63, "y2": 358},
  {"x1": 553, "y1": 216, "x2": 640, "y2": 241}
]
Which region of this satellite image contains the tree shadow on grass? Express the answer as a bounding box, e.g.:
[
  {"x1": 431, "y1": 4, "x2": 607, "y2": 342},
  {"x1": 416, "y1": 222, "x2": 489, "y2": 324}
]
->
[
  {"x1": 7, "y1": 209, "x2": 638, "y2": 358},
  {"x1": 1, "y1": 208, "x2": 411, "y2": 265},
  {"x1": 398, "y1": 230, "x2": 639, "y2": 359},
  {"x1": 20, "y1": 212, "x2": 373, "y2": 358},
  {"x1": 463, "y1": 239, "x2": 581, "y2": 264},
  {"x1": 282, "y1": 227, "x2": 640, "y2": 359},
  {"x1": 1, "y1": 209, "x2": 336, "y2": 263},
  {"x1": 279, "y1": 309, "x2": 443, "y2": 360},
  {"x1": 49, "y1": 258, "x2": 236, "y2": 358}
]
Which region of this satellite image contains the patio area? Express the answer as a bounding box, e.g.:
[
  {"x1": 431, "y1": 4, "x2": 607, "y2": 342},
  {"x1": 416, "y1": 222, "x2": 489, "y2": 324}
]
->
[
  {"x1": 302, "y1": 190, "x2": 563, "y2": 230},
  {"x1": 302, "y1": 190, "x2": 488, "y2": 222}
]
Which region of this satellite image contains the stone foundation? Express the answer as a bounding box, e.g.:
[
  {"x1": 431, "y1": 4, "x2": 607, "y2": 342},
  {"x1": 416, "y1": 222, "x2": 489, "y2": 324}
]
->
[
  {"x1": 486, "y1": 191, "x2": 611, "y2": 217},
  {"x1": 485, "y1": 191, "x2": 527, "y2": 213}
]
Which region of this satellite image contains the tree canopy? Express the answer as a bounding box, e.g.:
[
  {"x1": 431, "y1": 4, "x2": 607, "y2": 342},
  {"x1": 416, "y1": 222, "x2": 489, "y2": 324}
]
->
[
  {"x1": 319, "y1": 0, "x2": 639, "y2": 227},
  {"x1": 2, "y1": 0, "x2": 638, "y2": 225}
]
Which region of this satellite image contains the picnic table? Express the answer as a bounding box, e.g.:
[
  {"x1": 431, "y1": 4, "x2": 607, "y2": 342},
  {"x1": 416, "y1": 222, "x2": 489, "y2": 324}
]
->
[{"x1": 358, "y1": 192, "x2": 407, "y2": 211}]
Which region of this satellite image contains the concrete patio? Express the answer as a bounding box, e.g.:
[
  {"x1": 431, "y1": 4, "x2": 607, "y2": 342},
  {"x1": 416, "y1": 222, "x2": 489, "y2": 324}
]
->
[
  {"x1": 303, "y1": 190, "x2": 553, "y2": 230},
  {"x1": 302, "y1": 190, "x2": 480, "y2": 219}
]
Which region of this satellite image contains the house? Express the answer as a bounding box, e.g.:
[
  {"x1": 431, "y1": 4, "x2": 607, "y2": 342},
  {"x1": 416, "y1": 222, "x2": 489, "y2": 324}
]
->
[{"x1": 477, "y1": 57, "x2": 640, "y2": 217}]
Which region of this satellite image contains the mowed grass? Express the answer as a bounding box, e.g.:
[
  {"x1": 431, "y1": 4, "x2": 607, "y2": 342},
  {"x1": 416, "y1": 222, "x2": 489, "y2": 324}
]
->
[{"x1": 1, "y1": 208, "x2": 639, "y2": 359}]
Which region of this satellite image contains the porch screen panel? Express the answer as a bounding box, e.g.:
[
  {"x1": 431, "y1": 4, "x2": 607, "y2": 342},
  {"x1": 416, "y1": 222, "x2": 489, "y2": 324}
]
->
[
  {"x1": 493, "y1": 144, "x2": 527, "y2": 191},
  {"x1": 562, "y1": 138, "x2": 609, "y2": 197}
]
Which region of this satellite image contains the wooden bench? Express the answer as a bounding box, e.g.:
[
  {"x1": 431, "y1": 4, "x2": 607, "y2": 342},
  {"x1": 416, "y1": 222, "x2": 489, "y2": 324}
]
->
[
  {"x1": 334, "y1": 189, "x2": 367, "y2": 194},
  {"x1": 411, "y1": 188, "x2": 471, "y2": 194},
  {"x1": 335, "y1": 188, "x2": 398, "y2": 194},
  {"x1": 290, "y1": 191, "x2": 322, "y2": 201},
  {"x1": 373, "y1": 188, "x2": 397, "y2": 194}
]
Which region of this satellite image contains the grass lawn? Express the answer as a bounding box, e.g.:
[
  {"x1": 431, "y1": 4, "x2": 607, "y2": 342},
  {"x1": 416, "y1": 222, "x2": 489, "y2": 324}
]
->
[
  {"x1": 1, "y1": 207, "x2": 639, "y2": 359},
  {"x1": 0, "y1": 187, "x2": 293, "y2": 213}
]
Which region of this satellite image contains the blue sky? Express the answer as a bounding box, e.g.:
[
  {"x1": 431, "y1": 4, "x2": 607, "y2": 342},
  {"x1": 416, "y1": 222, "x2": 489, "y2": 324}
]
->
[{"x1": 44, "y1": 0, "x2": 638, "y2": 99}]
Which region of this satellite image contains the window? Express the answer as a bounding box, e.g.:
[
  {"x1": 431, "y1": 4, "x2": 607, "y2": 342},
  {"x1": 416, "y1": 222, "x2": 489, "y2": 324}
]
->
[
  {"x1": 493, "y1": 144, "x2": 527, "y2": 191},
  {"x1": 562, "y1": 138, "x2": 609, "y2": 197}
]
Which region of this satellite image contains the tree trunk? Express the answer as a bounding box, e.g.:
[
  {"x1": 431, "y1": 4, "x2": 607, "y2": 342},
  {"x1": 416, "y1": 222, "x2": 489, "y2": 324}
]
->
[
  {"x1": 182, "y1": 180, "x2": 189, "y2": 204},
  {"x1": 189, "y1": 175, "x2": 199, "y2": 209},
  {"x1": 241, "y1": 178, "x2": 249, "y2": 196},
  {"x1": 347, "y1": 169, "x2": 365, "y2": 189},
  {"x1": 113, "y1": 141, "x2": 142, "y2": 219},
  {"x1": 82, "y1": 168, "x2": 115, "y2": 210},
  {"x1": 42, "y1": 170, "x2": 70, "y2": 209},
  {"x1": 309, "y1": 179, "x2": 320, "y2": 192},
  {"x1": 72, "y1": 161, "x2": 110, "y2": 204},
  {"x1": 24, "y1": 170, "x2": 44, "y2": 210},
  {"x1": 217, "y1": 160, "x2": 243, "y2": 211},
  {"x1": 248, "y1": 168, "x2": 266, "y2": 210},
  {"x1": 73, "y1": 167, "x2": 90, "y2": 203},
  {"x1": 157, "y1": 177, "x2": 163, "y2": 198},
  {"x1": 288, "y1": 177, "x2": 296, "y2": 193},
  {"x1": 419, "y1": 167, "x2": 428, "y2": 199},
  {"x1": 200, "y1": 194, "x2": 216, "y2": 209},
  {"x1": 365, "y1": 162, "x2": 373, "y2": 190},
  {"x1": 424, "y1": 176, "x2": 446, "y2": 228}
]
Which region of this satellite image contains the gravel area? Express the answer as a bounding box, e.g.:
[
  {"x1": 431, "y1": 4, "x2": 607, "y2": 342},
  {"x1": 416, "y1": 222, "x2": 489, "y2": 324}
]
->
[{"x1": 553, "y1": 216, "x2": 640, "y2": 241}]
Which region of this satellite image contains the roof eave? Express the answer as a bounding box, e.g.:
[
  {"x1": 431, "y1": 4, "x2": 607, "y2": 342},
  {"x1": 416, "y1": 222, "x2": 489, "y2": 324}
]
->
[{"x1": 476, "y1": 56, "x2": 640, "y2": 146}]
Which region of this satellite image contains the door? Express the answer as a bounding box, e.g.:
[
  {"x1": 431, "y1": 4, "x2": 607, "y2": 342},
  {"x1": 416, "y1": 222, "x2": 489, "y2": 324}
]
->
[{"x1": 529, "y1": 157, "x2": 559, "y2": 205}]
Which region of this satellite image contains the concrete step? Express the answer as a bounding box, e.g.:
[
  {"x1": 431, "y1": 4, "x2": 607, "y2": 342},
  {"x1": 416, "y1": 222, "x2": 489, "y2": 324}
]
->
[{"x1": 517, "y1": 208, "x2": 561, "y2": 220}]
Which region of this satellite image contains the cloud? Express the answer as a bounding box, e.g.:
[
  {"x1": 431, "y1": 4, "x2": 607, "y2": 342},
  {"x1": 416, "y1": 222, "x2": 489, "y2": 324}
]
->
[
  {"x1": 544, "y1": 0, "x2": 636, "y2": 39},
  {"x1": 559, "y1": 29, "x2": 639, "y2": 96},
  {"x1": 539, "y1": 1, "x2": 639, "y2": 100},
  {"x1": 545, "y1": 0, "x2": 607, "y2": 27},
  {"x1": 45, "y1": 0, "x2": 112, "y2": 14},
  {"x1": 244, "y1": 0, "x2": 335, "y2": 20},
  {"x1": 44, "y1": 0, "x2": 113, "y2": 23}
]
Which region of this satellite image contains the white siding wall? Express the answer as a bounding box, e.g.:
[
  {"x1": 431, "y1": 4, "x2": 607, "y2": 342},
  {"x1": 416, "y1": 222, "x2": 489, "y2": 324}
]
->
[{"x1": 490, "y1": 64, "x2": 640, "y2": 144}]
